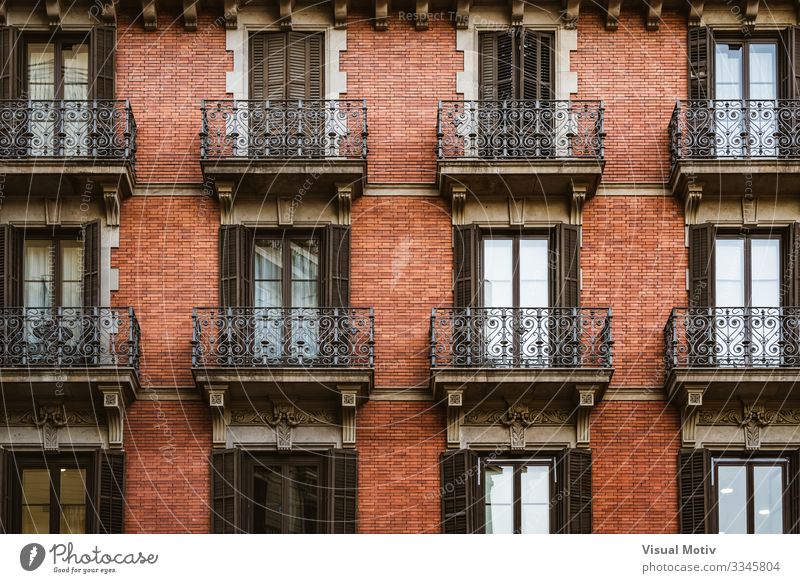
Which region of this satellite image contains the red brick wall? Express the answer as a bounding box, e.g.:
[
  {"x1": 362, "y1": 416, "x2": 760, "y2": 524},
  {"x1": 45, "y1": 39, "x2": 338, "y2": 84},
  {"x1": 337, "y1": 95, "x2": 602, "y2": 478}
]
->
[
  {"x1": 116, "y1": 10, "x2": 231, "y2": 183},
  {"x1": 351, "y1": 195, "x2": 453, "y2": 389},
  {"x1": 124, "y1": 399, "x2": 211, "y2": 533},
  {"x1": 357, "y1": 401, "x2": 445, "y2": 533},
  {"x1": 341, "y1": 12, "x2": 463, "y2": 183},
  {"x1": 591, "y1": 401, "x2": 681, "y2": 533},
  {"x1": 573, "y1": 8, "x2": 687, "y2": 182}
]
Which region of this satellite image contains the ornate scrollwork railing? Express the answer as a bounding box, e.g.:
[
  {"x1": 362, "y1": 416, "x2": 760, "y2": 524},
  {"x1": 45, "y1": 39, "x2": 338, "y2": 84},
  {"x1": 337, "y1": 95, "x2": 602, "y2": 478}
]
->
[
  {"x1": 664, "y1": 307, "x2": 800, "y2": 370},
  {"x1": 0, "y1": 307, "x2": 140, "y2": 370},
  {"x1": 191, "y1": 307, "x2": 374, "y2": 368},
  {"x1": 200, "y1": 99, "x2": 368, "y2": 159},
  {"x1": 0, "y1": 100, "x2": 136, "y2": 164},
  {"x1": 669, "y1": 99, "x2": 800, "y2": 162},
  {"x1": 437, "y1": 100, "x2": 605, "y2": 160},
  {"x1": 430, "y1": 307, "x2": 613, "y2": 369}
]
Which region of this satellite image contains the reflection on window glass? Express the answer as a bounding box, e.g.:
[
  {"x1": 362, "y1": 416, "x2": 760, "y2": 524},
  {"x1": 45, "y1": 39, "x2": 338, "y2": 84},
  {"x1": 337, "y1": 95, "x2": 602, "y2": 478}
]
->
[
  {"x1": 520, "y1": 465, "x2": 550, "y2": 534},
  {"x1": 59, "y1": 469, "x2": 87, "y2": 534},
  {"x1": 519, "y1": 240, "x2": 548, "y2": 308},
  {"x1": 290, "y1": 240, "x2": 319, "y2": 308},
  {"x1": 21, "y1": 469, "x2": 51, "y2": 534},
  {"x1": 753, "y1": 466, "x2": 783, "y2": 534},
  {"x1": 717, "y1": 465, "x2": 747, "y2": 534},
  {"x1": 483, "y1": 240, "x2": 512, "y2": 308},
  {"x1": 255, "y1": 240, "x2": 283, "y2": 308},
  {"x1": 285, "y1": 465, "x2": 318, "y2": 534},
  {"x1": 27, "y1": 43, "x2": 55, "y2": 100},
  {"x1": 748, "y1": 44, "x2": 777, "y2": 101},
  {"x1": 252, "y1": 464, "x2": 319, "y2": 534},
  {"x1": 750, "y1": 239, "x2": 780, "y2": 307},
  {"x1": 484, "y1": 464, "x2": 513, "y2": 534},
  {"x1": 715, "y1": 44, "x2": 743, "y2": 100},
  {"x1": 715, "y1": 239, "x2": 744, "y2": 307}
]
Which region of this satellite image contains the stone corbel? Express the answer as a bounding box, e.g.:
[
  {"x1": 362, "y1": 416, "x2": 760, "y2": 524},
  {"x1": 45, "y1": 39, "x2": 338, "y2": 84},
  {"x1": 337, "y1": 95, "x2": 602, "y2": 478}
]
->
[
  {"x1": 680, "y1": 387, "x2": 703, "y2": 447},
  {"x1": 33, "y1": 405, "x2": 68, "y2": 452},
  {"x1": 576, "y1": 387, "x2": 596, "y2": 448},
  {"x1": 740, "y1": 403, "x2": 773, "y2": 450},
  {"x1": 508, "y1": 196, "x2": 524, "y2": 226},
  {"x1": 216, "y1": 181, "x2": 235, "y2": 225},
  {"x1": 510, "y1": 0, "x2": 524, "y2": 25},
  {"x1": 100, "y1": 388, "x2": 125, "y2": 449},
  {"x1": 183, "y1": 0, "x2": 198, "y2": 31},
  {"x1": 606, "y1": 0, "x2": 622, "y2": 30},
  {"x1": 141, "y1": 0, "x2": 158, "y2": 31},
  {"x1": 683, "y1": 181, "x2": 703, "y2": 226},
  {"x1": 742, "y1": 192, "x2": 757, "y2": 225},
  {"x1": 337, "y1": 184, "x2": 352, "y2": 225},
  {"x1": 645, "y1": 0, "x2": 663, "y2": 31},
  {"x1": 102, "y1": 184, "x2": 121, "y2": 227},
  {"x1": 224, "y1": 0, "x2": 239, "y2": 29},
  {"x1": 374, "y1": 0, "x2": 388, "y2": 31},
  {"x1": 687, "y1": 0, "x2": 704, "y2": 26},
  {"x1": 280, "y1": 0, "x2": 294, "y2": 31},
  {"x1": 561, "y1": 0, "x2": 580, "y2": 30},
  {"x1": 446, "y1": 388, "x2": 463, "y2": 449},
  {"x1": 334, "y1": 0, "x2": 348, "y2": 29},
  {"x1": 570, "y1": 182, "x2": 588, "y2": 226},
  {"x1": 744, "y1": 0, "x2": 758, "y2": 29},
  {"x1": 45, "y1": 197, "x2": 62, "y2": 226},
  {"x1": 45, "y1": 0, "x2": 61, "y2": 29},
  {"x1": 340, "y1": 388, "x2": 359, "y2": 448},
  {"x1": 455, "y1": 0, "x2": 472, "y2": 29},
  {"x1": 207, "y1": 386, "x2": 229, "y2": 449},
  {"x1": 451, "y1": 185, "x2": 467, "y2": 226},
  {"x1": 277, "y1": 196, "x2": 295, "y2": 226},
  {"x1": 416, "y1": 0, "x2": 429, "y2": 30}
]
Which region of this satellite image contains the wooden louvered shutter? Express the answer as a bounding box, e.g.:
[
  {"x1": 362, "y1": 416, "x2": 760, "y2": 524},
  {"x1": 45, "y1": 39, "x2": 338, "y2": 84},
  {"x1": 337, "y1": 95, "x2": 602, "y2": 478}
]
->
[
  {"x1": 0, "y1": 26, "x2": 21, "y2": 99},
  {"x1": 90, "y1": 27, "x2": 116, "y2": 100},
  {"x1": 266, "y1": 33, "x2": 288, "y2": 99},
  {"x1": 94, "y1": 450, "x2": 125, "y2": 534},
  {"x1": 688, "y1": 27, "x2": 713, "y2": 100},
  {"x1": 440, "y1": 449, "x2": 480, "y2": 534},
  {"x1": 556, "y1": 448, "x2": 592, "y2": 534},
  {"x1": 82, "y1": 221, "x2": 101, "y2": 307},
  {"x1": 520, "y1": 30, "x2": 554, "y2": 100},
  {"x1": 325, "y1": 225, "x2": 350, "y2": 307},
  {"x1": 249, "y1": 33, "x2": 267, "y2": 100},
  {"x1": 678, "y1": 449, "x2": 711, "y2": 534},
  {"x1": 779, "y1": 27, "x2": 800, "y2": 99},
  {"x1": 789, "y1": 449, "x2": 800, "y2": 534},
  {"x1": 1, "y1": 225, "x2": 22, "y2": 307},
  {"x1": 479, "y1": 31, "x2": 515, "y2": 100},
  {"x1": 219, "y1": 225, "x2": 253, "y2": 307},
  {"x1": 327, "y1": 449, "x2": 358, "y2": 533},
  {"x1": 689, "y1": 224, "x2": 715, "y2": 307},
  {"x1": 453, "y1": 225, "x2": 478, "y2": 308},
  {"x1": 551, "y1": 223, "x2": 580, "y2": 307},
  {"x1": 286, "y1": 32, "x2": 322, "y2": 100},
  {"x1": 0, "y1": 447, "x2": 8, "y2": 534},
  {"x1": 211, "y1": 448, "x2": 241, "y2": 534}
]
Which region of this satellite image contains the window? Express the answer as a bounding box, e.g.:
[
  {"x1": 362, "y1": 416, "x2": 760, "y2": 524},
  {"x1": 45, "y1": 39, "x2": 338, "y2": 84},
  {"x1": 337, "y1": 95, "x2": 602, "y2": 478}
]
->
[
  {"x1": 482, "y1": 235, "x2": 549, "y2": 308},
  {"x1": 254, "y1": 235, "x2": 320, "y2": 309},
  {"x1": 25, "y1": 37, "x2": 90, "y2": 100},
  {"x1": 249, "y1": 31, "x2": 323, "y2": 100},
  {"x1": 483, "y1": 459, "x2": 553, "y2": 534},
  {"x1": 714, "y1": 39, "x2": 777, "y2": 102},
  {"x1": 252, "y1": 458, "x2": 321, "y2": 534},
  {"x1": 714, "y1": 457, "x2": 788, "y2": 534},
  {"x1": 24, "y1": 235, "x2": 84, "y2": 308},
  {"x1": 478, "y1": 29, "x2": 554, "y2": 101}
]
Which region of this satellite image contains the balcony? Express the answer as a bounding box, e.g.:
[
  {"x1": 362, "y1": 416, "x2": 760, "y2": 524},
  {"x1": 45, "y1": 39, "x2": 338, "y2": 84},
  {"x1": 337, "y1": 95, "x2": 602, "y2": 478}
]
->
[
  {"x1": 668, "y1": 99, "x2": 800, "y2": 199},
  {"x1": 0, "y1": 307, "x2": 141, "y2": 403},
  {"x1": 436, "y1": 100, "x2": 605, "y2": 199},
  {"x1": 664, "y1": 307, "x2": 800, "y2": 404},
  {"x1": 429, "y1": 307, "x2": 613, "y2": 402},
  {"x1": 191, "y1": 307, "x2": 374, "y2": 400},
  {"x1": 200, "y1": 99, "x2": 368, "y2": 197},
  {"x1": 0, "y1": 99, "x2": 136, "y2": 196}
]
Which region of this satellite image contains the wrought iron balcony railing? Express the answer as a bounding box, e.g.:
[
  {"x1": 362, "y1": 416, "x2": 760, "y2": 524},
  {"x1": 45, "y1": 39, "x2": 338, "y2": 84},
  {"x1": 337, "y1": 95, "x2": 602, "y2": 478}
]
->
[
  {"x1": 0, "y1": 307, "x2": 140, "y2": 370},
  {"x1": 437, "y1": 100, "x2": 605, "y2": 160},
  {"x1": 192, "y1": 307, "x2": 374, "y2": 368},
  {"x1": 0, "y1": 100, "x2": 136, "y2": 163},
  {"x1": 430, "y1": 307, "x2": 613, "y2": 369},
  {"x1": 665, "y1": 307, "x2": 800, "y2": 370},
  {"x1": 200, "y1": 99, "x2": 368, "y2": 159},
  {"x1": 669, "y1": 99, "x2": 800, "y2": 162}
]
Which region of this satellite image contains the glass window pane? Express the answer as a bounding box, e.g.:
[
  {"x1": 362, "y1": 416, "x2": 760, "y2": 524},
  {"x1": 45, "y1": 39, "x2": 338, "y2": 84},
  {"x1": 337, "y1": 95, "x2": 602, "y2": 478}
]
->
[
  {"x1": 521, "y1": 465, "x2": 550, "y2": 534},
  {"x1": 62, "y1": 43, "x2": 89, "y2": 100},
  {"x1": 21, "y1": 469, "x2": 51, "y2": 534},
  {"x1": 255, "y1": 281, "x2": 282, "y2": 308},
  {"x1": 61, "y1": 242, "x2": 83, "y2": 306},
  {"x1": 715, "y1": 239, "x2": 745, "y2": 307},
  {"x1": 59, "y1": 468, "x2": 87, "y2": 534},
  {"x1": 483, "y1": 240, "x2": 513, "y2": 308},
  {"x1": 24, "y1": 240, "x2": 53, "y2": 308},
  {"x1": 253, "y1": 466, "x2": 283, "y2": 534},
  {"x1": 291, "y1": 282, "x2": 318, "y2": 308},
  {"x1": 285, "y1": 465, "x2": 319, "y2": 534},
  {"x1": 519, "y1": 240, "x2": 548, "y2": 308},
  {"x1": 715, "y1": 44, "x2": 743, "y2": 100},
  {"x1": 753, "y1": 466, "x2": 784, "y2": 534},
  {"x1": 717, "y1": 465, "x2": 747, "y2": 534},
  {"x1": 751, "y1": 239, "x2": 780, "y2": 307},
  {"x1": 290, "y1": 240, "x2": 319, "y2": 281},
  {"x1": 749, "y1": 44, "x2": 777, "y2": 100},
  {"x1": 255, "y1": 240, "x2": 282, "y2": 280},
  {"x1": 27, "y1": 43, "x2": 55, "y2": 100},
  {"x1": 484, "y1": 464, "x2": 513, "y2": 534}
]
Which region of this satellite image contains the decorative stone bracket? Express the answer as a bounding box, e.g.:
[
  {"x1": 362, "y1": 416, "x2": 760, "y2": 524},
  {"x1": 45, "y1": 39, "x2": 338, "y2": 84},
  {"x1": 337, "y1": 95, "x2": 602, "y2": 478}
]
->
[
  {"x1": 575, "y1": 386, "x2": 596, "y2": 448},
  {"x1": 698, "y1": 402, "x2": 800, "y2": 450},
  {"x1": 99, "y1": 387, "x2": 125, "y2": 449},
  {"x1": 570, "y1": 182, "x2": 588, "y2": 226},
  {"x1": 680, "y1": 387, "x2": 704, "y2": 447},
  {"x1": 1, "y1": 404, "x2": 110, "y2": 450},
  {"x1": 450, "y1": 185, "x2": 467, "y2": 226},
  {"x1": 446, "y1": 388, "x2": 464, "y2": 448},
  {"x1": 102, "y1": 184, "x2": 121, "y2": 227},
  {"x1": 683, "y1": 181, "x2": 702, "y2": 226},
  {"x1": 216, "y1": 181, "x2": 235, "y2": 226}
]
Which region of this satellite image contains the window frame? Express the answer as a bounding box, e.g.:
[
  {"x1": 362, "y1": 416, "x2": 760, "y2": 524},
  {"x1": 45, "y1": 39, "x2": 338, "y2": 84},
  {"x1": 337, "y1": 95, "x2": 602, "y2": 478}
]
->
[
  {"x1": 23, "y1": 33, "x2": 91, "y2": 100},
  {"x1": 711, "y1": 452, "x2": 790, "y2": 534},
  {"x1": 477, "y1": 27, "x2": 556, "y2": 101},
  {"x1": 9, "y1": 452, "x2": 94, "y2": 534},
  {"x1": 714, "y1": 228, "x2": 786, "y2": 307},
  {"x1": 248, "y1": 30, "x2": 326, "y2": 100},
  {"x1": 22, "y1": 228, "x2": 84, "y2": 308},
  {"x1": 479, "y1": 228, "x2": 552, "y2": 308},
  {"x1": 478, "y1": 454, "x2": 557, "y2": 534},
  {"x1": 712, "y1": 33, "x2": 779, "y2": 101},
  {"x1": 253, "y1": 229, "x2": 322, "y2": 309}
]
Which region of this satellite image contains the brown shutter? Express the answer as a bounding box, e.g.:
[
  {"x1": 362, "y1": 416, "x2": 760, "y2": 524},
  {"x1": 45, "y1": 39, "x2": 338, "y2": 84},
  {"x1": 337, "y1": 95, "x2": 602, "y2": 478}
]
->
[
  {"x1": 287, "y1": 32, "x2": 322, "y2": 100},
  {"x1": 90, "y1": 27, "x2": 116, "y2": 100},
  {"x1": 479, "y1": 31, "x2": 515, "y2": 100},
  {"x1": 779, "y1": 27, "x2": 800, "y2": 99},
  {"x1": 94, "y1": 450, "x2": 125, "y2": 534},
  {"x1": 219, "y1": 225, "x2": 253, "y2": 307},
  {"x1": 789, "y1": 449, "x2": 800, "y2": 534},
  {"x1": 689, "y1": 224, "x2": 715, "y2": 307},
  {"x1": 211, "y1": 448, "x2": 241, "y2": 534},
  {"x1": 440, "y1": 449, "x2": 480, "y2": 534},
  {"x1": 324, "y1": 225, "x2": 350, "y2": 307},
  {"x1": 0, "y1": 447, "x2": 8, "y2": 534},
  {"x1": 327, "y1": 449, "x2": 358, "y2": 534},
  {"x1": 82, "y1": 221, "x2": 101, "y2": 307},
  {"x1": 678, "y1": 448, "x2": 711, "y2": 534},
  {"x1": 787, "y1": 224, "x2": 800, "y2": 306},
  {"x1": 552, "y1": 223, "x2": 580, "y2": 307},
  {"x1": 688, "y1": 27, "x2": 713, "y2": 100},
  {"x1": 453, "y1": 225, "x2": 478, "y2": 307},
  {"x1": 1, "y1": 225, "x2": 23, "y2": 307},
  {"x1": 0, "y1": 26, "x2": 22, "y2": 99},
  {"x1": 556, "y1": 448, "x2": 592, "y2": 534},
  {"x1": 520, "y1": 30, "x2": 554, "y2": 100},
  {"x1": 266, "y1": 33, "x2": 287, "y2": 99},
  {"x1": 249, "y1": 33, "x2": 267, "y2": 100}
]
